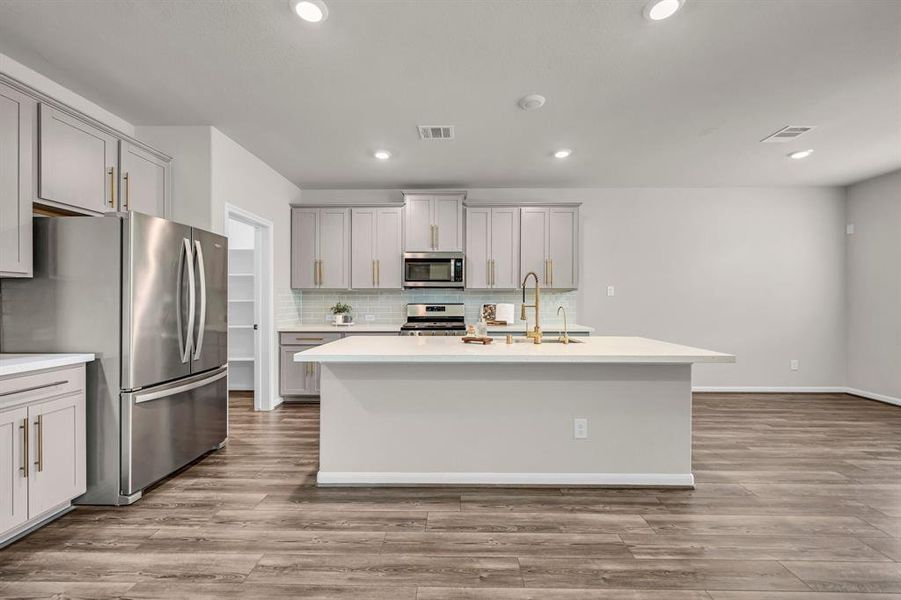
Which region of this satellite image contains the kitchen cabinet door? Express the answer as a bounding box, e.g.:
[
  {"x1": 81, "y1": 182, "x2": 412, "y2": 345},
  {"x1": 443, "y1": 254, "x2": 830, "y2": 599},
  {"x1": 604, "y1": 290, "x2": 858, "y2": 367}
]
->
[
  {"x1": 404, "y1": 194, "x2": 433, "y2": 251},
  {"x1": 434, "y1": 196, "x2": 463, "y2": 251},
  {"x1": 291, "y1": 208, "x2": 318, "y2": 289},
  {"x1": 280, "y1": 345, "x2": 317, "y2": 396},
  {"x1": 490, "y1": 207, "x2": 520, "y2": 289},
  {"x1": 0, "y1": 406, "x2": 28, "y2": 533},
  {"x1": 351, "y1": 208, "x2": 377, "y2": 289},
  {"x1": 548, "y1": 207, "x2": 578, "y2": 289},
  {"x1": 120, "y1": 141, "x2": 170, "y2": 218},
  {"x1": 27, "y1": 393, "x2": 85, "y2": 518},
  {"x1": 465, "y1": 207, "x2": 491, "y2": 289},
  {"x1": 318, "y1": 208, "x2": 350, "y2": 289},
  {"x1": 520, "y1": 207, "x2": 549, "y2": 285},
  {"x1": 38, "y1": 104, "x2": 118, "y2": 214},
  {"x1": 375, "y1": 207, "x2": 403, "y2": 289},
  {"x1": 0, "y1": 82, "x2": 34, "y2": 277}
]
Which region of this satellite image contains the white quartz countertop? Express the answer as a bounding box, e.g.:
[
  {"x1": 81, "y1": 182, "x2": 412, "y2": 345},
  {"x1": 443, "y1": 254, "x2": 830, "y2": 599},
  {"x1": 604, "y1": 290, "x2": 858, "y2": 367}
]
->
[
  {"x1": 279, "y1": 322, "x2": 594, "y2": 334},
  {"x1": 279, "y1": 323, "x2": 404, "y2": 333},
  {"x1": 295, "y1": 336, "x2": 734, "y2": 365},
  {"x1": 0, "y1": 353, "x2": 95, "y2": 377}
]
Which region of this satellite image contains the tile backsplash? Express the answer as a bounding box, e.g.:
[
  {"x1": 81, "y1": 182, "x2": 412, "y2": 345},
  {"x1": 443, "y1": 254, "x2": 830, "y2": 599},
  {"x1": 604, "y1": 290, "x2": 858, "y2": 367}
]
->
[{"x1": 276, "y1": 288, "x2": 576, "y2": 327}]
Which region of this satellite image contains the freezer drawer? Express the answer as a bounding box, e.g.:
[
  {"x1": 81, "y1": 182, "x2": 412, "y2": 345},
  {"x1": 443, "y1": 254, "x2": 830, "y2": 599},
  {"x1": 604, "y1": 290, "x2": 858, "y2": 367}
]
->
[{"x1": 121, "y1": 367, "x2": 227, "y2": 497}]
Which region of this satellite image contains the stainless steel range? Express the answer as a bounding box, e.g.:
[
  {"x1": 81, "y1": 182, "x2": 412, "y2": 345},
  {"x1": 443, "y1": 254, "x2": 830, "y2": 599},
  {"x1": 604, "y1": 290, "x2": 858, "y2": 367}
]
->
[{"x1": 400, "y1": 303, "x2": 466, "y2": 336}]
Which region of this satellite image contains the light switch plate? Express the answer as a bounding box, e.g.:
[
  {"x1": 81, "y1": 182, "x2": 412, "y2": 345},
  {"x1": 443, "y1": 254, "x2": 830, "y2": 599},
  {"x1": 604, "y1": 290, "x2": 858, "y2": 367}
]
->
[
  {"x1": 365, "y1": 314, "x2": 376, "y2": 322},
  {"x1": 790, "y1": 359, "x2": 799, "y2": 371},
  {"x1": 607, "y1": 286, "x2": 615, "y2": 297},
  {"x1": 846, "y1": 224, "x2": 855, "y2": 235}
]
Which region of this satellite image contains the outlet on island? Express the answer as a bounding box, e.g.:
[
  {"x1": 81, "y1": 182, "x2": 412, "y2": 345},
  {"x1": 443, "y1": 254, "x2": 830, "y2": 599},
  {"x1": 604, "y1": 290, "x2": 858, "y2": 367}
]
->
[{"x1": 573, "y1": 417, "x2": 589, "y2": 439}]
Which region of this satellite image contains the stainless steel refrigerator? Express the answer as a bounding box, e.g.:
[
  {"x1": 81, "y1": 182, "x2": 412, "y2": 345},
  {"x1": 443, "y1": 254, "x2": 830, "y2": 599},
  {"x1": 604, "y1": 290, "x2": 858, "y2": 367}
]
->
[{"x1": 0, "y1": 211, "x2": 228, "y2": 505}]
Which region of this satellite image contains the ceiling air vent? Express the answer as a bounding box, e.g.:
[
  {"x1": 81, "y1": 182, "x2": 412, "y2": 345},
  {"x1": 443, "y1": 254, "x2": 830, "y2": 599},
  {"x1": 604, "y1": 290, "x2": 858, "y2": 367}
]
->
[
  {"x1": 760, "y1": 125, "x2": 816, "y2": 143},
  {"x1": 418, "y1": 125, "x2": 455, "y2": 140}
]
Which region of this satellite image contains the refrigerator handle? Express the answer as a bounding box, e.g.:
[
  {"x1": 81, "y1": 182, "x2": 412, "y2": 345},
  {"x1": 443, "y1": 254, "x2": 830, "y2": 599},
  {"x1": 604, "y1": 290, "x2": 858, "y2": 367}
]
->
[
  {"x1": 192, "y1": 239, "x2": 207, "y2": 361},
  {"x1": 181, "y1": 238, "x2": 196, "y2": 363}
]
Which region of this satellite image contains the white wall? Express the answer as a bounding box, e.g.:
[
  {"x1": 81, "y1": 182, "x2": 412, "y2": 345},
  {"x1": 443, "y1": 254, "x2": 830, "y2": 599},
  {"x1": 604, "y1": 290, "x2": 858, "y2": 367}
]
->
[
  {"x1": 134, "y1": 126, "x2": 212, "y2": 229},
  {"x1": 210, "y1": 128, "x2": 302, "y2": 409},
  {"x1": 1, "y1": 52, "x2": 134, "y2": 135},
  {"x1": 302, "y1": 186, "x2": 848, "y2": 389},
  {"x1": 227, "y1": 219, "x2": 255, "y2": 250},
  {"x1": 846, "y1": 169, "x2": 901, "y2": 404}
]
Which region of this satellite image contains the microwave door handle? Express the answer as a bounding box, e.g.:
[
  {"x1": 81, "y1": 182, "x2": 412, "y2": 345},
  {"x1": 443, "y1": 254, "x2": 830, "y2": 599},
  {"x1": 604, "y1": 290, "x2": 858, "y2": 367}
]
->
[
  {"x1": 192, "y1": 239, "x2": 207, "y2": 360},
  {"x1": 182, "y1": 238, "x2": 196, "y2": 363}
]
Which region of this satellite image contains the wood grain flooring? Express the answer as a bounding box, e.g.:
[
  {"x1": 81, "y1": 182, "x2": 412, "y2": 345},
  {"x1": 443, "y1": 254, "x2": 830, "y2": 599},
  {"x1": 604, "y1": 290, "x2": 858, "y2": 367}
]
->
[{"x1": 1, "y1": 391, "x2": 899, "y2": 599}]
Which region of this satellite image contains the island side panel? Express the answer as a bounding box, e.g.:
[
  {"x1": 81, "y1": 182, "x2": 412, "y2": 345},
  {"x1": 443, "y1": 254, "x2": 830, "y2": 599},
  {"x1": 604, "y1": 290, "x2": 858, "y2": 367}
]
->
[{"x1": 318, "y1": 362, "x2": 693, "y2": 486}]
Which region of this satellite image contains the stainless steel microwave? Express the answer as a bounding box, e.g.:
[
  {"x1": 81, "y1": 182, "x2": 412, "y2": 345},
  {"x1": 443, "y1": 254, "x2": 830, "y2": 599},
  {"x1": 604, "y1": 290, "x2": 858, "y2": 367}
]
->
[{"x1": 403, "y1": 252, "x2": 465, "y2": 289}]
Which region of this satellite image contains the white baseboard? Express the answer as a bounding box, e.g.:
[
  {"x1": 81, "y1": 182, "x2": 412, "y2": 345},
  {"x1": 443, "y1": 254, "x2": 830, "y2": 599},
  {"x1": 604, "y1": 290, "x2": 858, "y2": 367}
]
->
[
  {"x1": 317, "y1": 472, "x2": 695, "y2": 488},
  {"x1": 693, "y1": 386, "x2": 901, "y2": 408},
  {"x1": 693, "y1": 386, "x2": 846, "y2": 393},
  {"x1": 845, "y1": 388, "x2": 901, "y2": 407}
]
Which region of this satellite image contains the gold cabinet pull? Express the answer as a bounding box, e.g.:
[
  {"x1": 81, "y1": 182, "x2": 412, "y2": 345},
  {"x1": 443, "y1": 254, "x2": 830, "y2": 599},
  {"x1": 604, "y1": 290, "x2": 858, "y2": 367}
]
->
[
  {"x1": 123, "y1": 171, "x2": 130, "y2": 211},
  {"x1": 19, "y1": 418, "x2": 28, "y2": 478},
  {"x1": 434, "y1": 224, "x2": 439, "y2": 249},
  {"x1": 108, "y1": 167, "x2": 116, "y2": 208},
  {"x1": 313, "y1": 259, "x2": 319, "y2": 286},
  {"x1": 487, "y1": 259, "x2": 491, "y2": 287},
  {"x1": 318, "y1": 259, "x2": 324, "y2": 286},
  {"x1": 549, "y1": 259, "x2": 553, "y2": 286},
  {"x1": 34, "y1": 414, "x2": 43, "y2": 472},
  {"x1": 376, "y1": 259, "x2": 380, "y2": 286}
]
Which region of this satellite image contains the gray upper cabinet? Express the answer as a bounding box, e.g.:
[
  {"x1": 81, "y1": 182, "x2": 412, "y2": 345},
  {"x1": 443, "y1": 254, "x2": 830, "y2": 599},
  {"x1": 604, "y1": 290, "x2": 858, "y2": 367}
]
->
[
  {"x1": 0, "y1": 82, "x2": 34, "y2": 278},
  {"x1": 520, "y1": 205, "x2": 579, "y2": 289},
  {"x1": 38, "y1": 104, "x2": 118, "y2": 214},
  {"x1": 291, "y1": 207, "x2": 350, "y2": 290},
  {"x1": 403, "y1": 193, "x2": 463, "y2": 251},
  {"x1": 351, "y1": 206, "x2": 403, "y2": 289},
  {"x1": 466, "y1": 207, "x2": 520, "y2": 290},
  {"x1": 119, "y1": 141, "x2": 170, "y2": 218}
]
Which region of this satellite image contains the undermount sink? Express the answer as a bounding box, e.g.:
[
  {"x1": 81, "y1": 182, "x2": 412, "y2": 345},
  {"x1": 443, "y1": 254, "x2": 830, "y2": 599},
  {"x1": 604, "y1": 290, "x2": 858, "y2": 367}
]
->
[{"x1": 509, "y1": 336, "x2": 584, "y2": 344}]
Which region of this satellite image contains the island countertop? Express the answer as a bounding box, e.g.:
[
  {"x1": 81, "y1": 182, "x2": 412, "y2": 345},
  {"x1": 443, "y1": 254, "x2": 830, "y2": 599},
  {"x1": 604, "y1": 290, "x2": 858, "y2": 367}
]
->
[{"x1": 296, "y1": 335, "x2": 734, "y2": 364}]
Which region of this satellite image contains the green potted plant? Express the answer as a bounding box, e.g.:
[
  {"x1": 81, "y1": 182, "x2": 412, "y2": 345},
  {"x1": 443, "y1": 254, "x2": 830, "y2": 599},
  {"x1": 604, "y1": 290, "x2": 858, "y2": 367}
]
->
[{"x1": 330, "y1": 301, "x2": 353, "y2": 325}]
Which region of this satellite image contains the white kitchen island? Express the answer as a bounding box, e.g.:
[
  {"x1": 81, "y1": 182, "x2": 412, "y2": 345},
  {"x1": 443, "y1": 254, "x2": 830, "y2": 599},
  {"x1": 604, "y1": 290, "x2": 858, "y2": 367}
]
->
[{"x1": 296, "y1": 336, "x2": 734, "y2": 488}]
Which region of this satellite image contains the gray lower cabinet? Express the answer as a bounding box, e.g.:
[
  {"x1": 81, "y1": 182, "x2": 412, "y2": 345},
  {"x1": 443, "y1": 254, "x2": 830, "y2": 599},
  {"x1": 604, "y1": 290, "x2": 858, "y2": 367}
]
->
[
  {"x1": 279, "y1": 331, "x2": 397, "y2": 398},
  {"x1": 279, "y1": 332, "x2": 341, "y2": 398},
  {"x1": 0, "y1": 82, "x2": 34, "y2": 278},
  {"x1": 0, "y1": 364, "x2": 87, "y2": 546}
]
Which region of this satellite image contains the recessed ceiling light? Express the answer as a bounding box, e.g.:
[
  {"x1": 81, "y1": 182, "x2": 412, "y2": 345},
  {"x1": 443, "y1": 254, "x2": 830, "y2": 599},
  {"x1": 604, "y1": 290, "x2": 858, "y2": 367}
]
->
[
  {"x1": 554, "y1": 149, "x2": 572, "y2": 159},
  {"x1": 374, "y1": 150, "x2": 391, "y2": 160},
  {"x1": 518, "y1": 94, "x2": 546, "y2": 111},
  {"x1": 787, "y1": 149, "x2": 814, "y2": 160},
  {"x1": 291, "y1": 0, "x2": 328, "y2": 23},
  {"x1": 643, "y1": 0, "x2": 684, "y2": 21}
]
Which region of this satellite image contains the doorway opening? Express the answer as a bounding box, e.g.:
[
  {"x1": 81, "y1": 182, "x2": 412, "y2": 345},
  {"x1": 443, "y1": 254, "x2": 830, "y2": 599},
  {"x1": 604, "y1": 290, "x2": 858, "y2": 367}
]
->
[{"x1": 225, "y1": 204, "x2": 275, "y2": 411}]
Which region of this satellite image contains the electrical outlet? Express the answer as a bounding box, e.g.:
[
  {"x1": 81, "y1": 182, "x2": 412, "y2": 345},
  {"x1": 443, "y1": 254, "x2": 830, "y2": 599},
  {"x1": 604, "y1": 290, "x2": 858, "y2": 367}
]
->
[
  {"x1": 607, "y1": 286, "x2": 615, "y2": 297},
  {"x1": 790, "y1": 359, "x2": 799, "y2": 371},
  {"x1": 846, "y1": 224, "x2": 855, "y2": 235},
  {"x1": 365, "y1": 314, "x2": 376, "y2": 322},
  {"x1": 573, "y1": 418, "x2": 589, "y2": 439}
]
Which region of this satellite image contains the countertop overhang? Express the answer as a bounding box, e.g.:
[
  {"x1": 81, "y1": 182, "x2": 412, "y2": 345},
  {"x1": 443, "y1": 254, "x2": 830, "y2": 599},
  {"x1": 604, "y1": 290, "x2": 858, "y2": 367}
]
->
[
  {"x1": 295, "y1": 336, "x2": 734, "y2": 365},
  {"x1": 0, "y1": 353, "x2": 96, "y2": 377}
]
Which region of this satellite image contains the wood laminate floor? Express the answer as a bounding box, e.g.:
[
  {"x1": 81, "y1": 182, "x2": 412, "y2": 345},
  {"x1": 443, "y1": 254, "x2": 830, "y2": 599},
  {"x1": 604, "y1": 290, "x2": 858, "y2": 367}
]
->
[{"x1": 2, "y1": 392, "x2": 900, "y2": 599}]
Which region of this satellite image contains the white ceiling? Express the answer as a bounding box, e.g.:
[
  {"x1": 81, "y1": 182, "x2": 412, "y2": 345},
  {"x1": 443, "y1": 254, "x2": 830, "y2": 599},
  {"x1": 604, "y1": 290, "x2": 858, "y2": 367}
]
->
[{"x1": 0, "y1": 0, "x2": 898, "y2": 189}]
